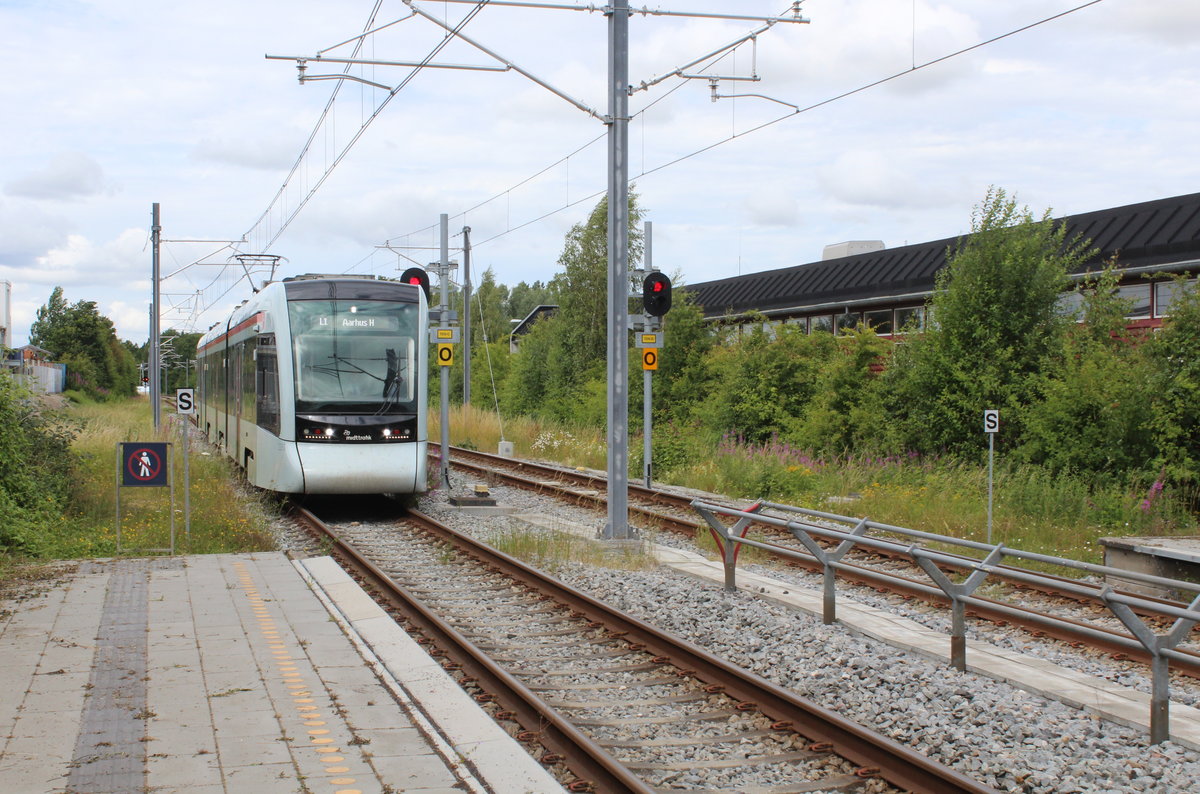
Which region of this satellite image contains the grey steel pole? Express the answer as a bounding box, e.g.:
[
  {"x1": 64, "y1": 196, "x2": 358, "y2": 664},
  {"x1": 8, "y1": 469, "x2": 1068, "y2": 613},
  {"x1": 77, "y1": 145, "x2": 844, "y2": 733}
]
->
[
  {"x1": 462, "y1": 226, "x2": 472, "y2": 408},
  {"x1": 183, "y1": 416, "x2": 190, "y2": 545},
  {"x1": 604, "y1": 0, "x2": 631, "y2": 539},
  {"x1": 987, "y1": 432, "x2": 994, "y2": 545},
  {"x1": 151, "y1": 203, "x2": 161, "y2": 429},
  {"x1": 439, "y1": 214, "x2": 452, "y2": 489},
  {"x1": 643, "y1": 220, "x2": 653, "y2": 489}
]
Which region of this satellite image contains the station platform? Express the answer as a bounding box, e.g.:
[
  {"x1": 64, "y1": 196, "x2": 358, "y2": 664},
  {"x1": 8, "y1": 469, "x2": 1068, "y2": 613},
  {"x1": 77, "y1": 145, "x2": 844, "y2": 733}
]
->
[
  {"x1": 0, "y1": 552, "x2": 563, "y2": 794},
  {"x1": 1100, "y1": 535, "x2": 1200, "y2": 599}
]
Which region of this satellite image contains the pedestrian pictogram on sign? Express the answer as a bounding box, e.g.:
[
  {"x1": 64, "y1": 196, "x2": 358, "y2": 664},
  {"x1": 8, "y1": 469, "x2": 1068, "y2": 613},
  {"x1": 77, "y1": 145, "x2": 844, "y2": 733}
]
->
[
  {"x1": 642, "y1": 348, "x2": 658, "y2": 371},
  {"x1": 121, "y1": 442, "x2": 170, "y2": 487},
  {"x1": 437, "y1": 343, "x2": 454, "y2": 367}
]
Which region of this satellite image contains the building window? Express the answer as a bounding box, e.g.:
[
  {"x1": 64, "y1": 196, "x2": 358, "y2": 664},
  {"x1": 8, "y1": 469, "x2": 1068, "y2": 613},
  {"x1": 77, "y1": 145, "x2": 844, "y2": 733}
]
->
[
  {"x1": 1155, "y1": 279, "x2": 1197, "y2": 317},
  {"x1": 894, "y1": 306, "x2": 925, "y2": 331},
  {"x1": 835, "y1": 312, "x2": 861, "y2": 335},
  {"x1": 864, "y1": 309, "x2": 894, "y2": 335},
  {"x1": 1116, "y1": 283, "x2": 1152, "y2": 319},
  {"x1": 1056, "y1": 291, "x2": 1084, "y2": 321},
  {"x1": 810, "y1": 315, "x2": 833, "y2": 334},
  {"x1": 785, "y1": 316, "x2": 809, "y2": 333}
]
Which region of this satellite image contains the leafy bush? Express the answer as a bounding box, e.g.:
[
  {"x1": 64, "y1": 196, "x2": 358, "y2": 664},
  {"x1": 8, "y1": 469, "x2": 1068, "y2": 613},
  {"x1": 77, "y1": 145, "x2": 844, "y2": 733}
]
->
[
  {"x1": 1148, "y1": 275, "x2": 1200, "y2": 488},
  {"x1": 0, "y1": 373, "x2": 79, "y2": 554},
  {"x1": 885, "y1": 188, "x2": 1093, "y2": 458},
  {"x1": 1018, "y1": 266, "x2": 1157, "y2": 477},
  {"x1": 793, "y1": 328, "x2": 891, "y2": 455}
]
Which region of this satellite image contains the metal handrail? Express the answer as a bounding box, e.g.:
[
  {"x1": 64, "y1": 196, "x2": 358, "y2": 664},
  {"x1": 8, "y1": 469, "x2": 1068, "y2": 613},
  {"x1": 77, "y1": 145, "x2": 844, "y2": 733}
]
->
[{"x1": 692, "y1": 499, "x2": 1200, "y2": 745}]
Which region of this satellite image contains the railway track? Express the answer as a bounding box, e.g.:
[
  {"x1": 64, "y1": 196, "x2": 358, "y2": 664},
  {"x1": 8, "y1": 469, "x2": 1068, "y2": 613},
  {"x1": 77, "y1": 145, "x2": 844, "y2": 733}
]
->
[
  {"x1": 442, "y1": 445, "x2": 1200, "y2": 680},
  {"x1": 291, "y1": 502, "x2": 995, "y2": 794}
]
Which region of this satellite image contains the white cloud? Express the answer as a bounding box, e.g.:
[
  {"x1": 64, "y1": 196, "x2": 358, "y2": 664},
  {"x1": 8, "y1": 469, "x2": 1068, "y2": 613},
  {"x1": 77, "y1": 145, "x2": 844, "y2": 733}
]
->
[
  {"x1": 191, "y1": 136, "x2": 300, "y2": 171},
  {"x1": 0, "y1": 0, "x2": 1197, "y2": 342},
  {"x1": 815, "y1": 149, "x2": 967, "y2": 211},
  {"x1": 743, "y1": 188, "x2": 799, "y2": 227},
  {"x1": 0, "y1": 228, "x2": 148, "y2": 289},
  {"x1": 5, "y1": 152, "x2": 109, "y2": 200}
]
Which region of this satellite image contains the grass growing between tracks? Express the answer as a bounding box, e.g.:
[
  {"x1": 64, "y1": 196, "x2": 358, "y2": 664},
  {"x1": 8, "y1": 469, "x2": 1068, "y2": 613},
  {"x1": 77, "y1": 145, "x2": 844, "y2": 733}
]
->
[
  {"x1": 437, "y1": 405, "x2": 1198, "y2": 566},
  {"x1": 432, "y1": 403, "x2": 606, "y2": 471},
  {"x1": 481, "y1": 519, "x2": 657, "y2": 573},
  {"x1": 2, "y1": 395, "x2": 275, "y2": 574}
]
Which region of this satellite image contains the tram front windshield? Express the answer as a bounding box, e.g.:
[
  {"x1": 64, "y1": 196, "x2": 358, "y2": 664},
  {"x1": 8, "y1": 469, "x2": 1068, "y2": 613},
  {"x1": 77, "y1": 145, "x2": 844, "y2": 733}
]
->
[{"x1": 289, "y1": 299, "x2": 419, "y2": 414}]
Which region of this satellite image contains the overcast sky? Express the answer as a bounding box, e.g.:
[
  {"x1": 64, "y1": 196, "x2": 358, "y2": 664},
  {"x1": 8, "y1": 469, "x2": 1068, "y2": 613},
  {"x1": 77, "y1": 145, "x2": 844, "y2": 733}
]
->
[{"x1": 2, "y1": 0, "x2": 1197, "y2": 345}]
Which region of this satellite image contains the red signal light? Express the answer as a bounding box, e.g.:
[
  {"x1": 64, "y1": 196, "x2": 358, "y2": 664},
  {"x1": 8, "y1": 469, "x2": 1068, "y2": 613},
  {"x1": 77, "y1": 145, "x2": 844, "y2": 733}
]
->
[
  {"x1": 399, "y1": 267, "x2": 431, "y2": 302},
  {"x1": 642, "y1": 272, "x2": 673, "y2": 317}
]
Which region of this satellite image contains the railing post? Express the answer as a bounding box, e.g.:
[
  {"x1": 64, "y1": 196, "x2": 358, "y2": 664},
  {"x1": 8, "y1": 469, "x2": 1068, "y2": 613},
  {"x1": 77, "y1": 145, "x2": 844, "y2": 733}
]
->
[
  {"x1": 789, "y1": 517, "x2": 869, "y2": 626},
  {"x1": 1150, "y1": 652, "x2": 1170, "y2": 744},
  {"x1": 723, "y1": 530, "x2": 737, "y2": 592},
  {"x1": 949, "y1": 598, "x2": 967, "y2": 671}
]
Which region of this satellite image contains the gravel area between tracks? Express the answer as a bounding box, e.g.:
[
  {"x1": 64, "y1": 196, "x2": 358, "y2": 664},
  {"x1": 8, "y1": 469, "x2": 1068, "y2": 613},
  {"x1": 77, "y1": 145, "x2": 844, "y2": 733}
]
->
[{"x1": 402, "y1": 482, "x2": 1200, "y2": 794}]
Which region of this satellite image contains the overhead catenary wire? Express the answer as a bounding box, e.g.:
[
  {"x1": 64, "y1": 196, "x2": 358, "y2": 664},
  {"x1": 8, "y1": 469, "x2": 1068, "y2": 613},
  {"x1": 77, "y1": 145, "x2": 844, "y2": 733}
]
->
[
  {"x1": 180, "y1": 0, "x2": 1107, "y2": 332},
  {"x1": 380, "y1": 0, "x2": 1108, "y2": 259}
]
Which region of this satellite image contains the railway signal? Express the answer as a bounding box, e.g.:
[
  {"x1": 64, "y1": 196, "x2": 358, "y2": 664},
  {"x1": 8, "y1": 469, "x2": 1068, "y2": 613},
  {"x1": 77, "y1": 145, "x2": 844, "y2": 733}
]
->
[
  {"x1": 400, "y1": 267, "x2": 431, "y2": 302},
  {"x1": 642, "y1": 272, "x2": 672, "y2": 317}
]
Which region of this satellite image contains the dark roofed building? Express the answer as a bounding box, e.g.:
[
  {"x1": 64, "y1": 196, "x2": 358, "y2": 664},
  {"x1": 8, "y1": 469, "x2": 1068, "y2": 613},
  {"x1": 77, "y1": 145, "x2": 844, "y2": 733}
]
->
[
  {"x1": 684, "y1": 192, "x2": 1200, "y2": 336},
  {"x1": 509, "y1": 304, "x2": 559, "y2": 353}
]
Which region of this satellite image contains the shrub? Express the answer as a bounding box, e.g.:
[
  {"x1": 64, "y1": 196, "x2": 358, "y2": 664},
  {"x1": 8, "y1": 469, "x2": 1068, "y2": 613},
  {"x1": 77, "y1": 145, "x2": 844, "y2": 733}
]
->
[{"x1": 0, "y1": 373, "x2": 79, "y2": 553}]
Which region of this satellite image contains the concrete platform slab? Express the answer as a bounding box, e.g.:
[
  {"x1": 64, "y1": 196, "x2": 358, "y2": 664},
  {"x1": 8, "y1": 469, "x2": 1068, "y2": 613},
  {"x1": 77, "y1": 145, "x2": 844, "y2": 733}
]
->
[{"x1": 0, "y1": 552, "x2": 566, "y2": 794}]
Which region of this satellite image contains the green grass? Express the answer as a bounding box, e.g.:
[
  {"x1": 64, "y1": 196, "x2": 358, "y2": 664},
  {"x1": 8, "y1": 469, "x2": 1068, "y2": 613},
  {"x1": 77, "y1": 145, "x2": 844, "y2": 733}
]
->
[
  {"x1": 431, "y1": 403, "x2": 607, "y2": 470},
  {"x1": 481, "y1": 518, "x2": 656, "y2": 572},
  {"x1": 4, "y1": 395, "x2": 276, "y2": 569},
  {"x1": 437, "y1": 405, "x2": 1199, "y2": 565}
]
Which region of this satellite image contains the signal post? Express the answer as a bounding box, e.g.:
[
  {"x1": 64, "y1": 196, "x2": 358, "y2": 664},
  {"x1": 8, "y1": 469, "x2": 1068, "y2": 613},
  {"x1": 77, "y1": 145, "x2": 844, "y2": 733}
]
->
[
  {"x1": 401, "y1": 215, "x2": 458, "y2": 491},
  {"x1": 633, "y1": 221, "x2": 673, "y2": 489}
]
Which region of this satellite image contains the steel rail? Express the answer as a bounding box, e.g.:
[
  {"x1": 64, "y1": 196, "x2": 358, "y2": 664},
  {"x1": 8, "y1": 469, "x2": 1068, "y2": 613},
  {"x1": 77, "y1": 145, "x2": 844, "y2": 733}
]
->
[
  {"x1": 417, "y1": 504, "x2": 986, "y2": 792},
  {"x1": 295, "y1": 503, "x2": 994, "y2": 793},
  {"x1": 290, "y1": 504, "x2": 652, "y2": 793},
  {"x1": 403, "y1": 507, "x2": 996, "y2": 794},
  {"x1": 444, "y1": 446, "x2": 1200, "y2": 678}
]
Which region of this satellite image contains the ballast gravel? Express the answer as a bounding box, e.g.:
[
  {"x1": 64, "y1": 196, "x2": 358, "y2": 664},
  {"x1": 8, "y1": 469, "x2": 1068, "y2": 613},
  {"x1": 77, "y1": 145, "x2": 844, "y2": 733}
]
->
[{"x1": 411, "y1": 483, "x2": 1200, "y2": 794}]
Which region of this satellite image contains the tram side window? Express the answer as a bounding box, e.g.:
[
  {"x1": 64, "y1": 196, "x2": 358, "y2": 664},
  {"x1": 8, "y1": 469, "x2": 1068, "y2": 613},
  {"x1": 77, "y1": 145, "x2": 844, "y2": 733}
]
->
[
  {"x1": 256, "y1": 334, "x2": 281, "y2": 436},
  {"x1": 241, "y1": 336, "x2": 257, "y2": 425},
  {"x1": 215, "y1": 347, "x2": 226, "y2": 410}
]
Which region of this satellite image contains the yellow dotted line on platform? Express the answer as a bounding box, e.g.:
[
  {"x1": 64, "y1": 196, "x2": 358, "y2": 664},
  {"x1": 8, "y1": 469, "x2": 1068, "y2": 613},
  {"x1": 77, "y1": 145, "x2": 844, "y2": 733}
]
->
[{"x1": 233, "y1": 561, "x2": 364, "y2": 794}]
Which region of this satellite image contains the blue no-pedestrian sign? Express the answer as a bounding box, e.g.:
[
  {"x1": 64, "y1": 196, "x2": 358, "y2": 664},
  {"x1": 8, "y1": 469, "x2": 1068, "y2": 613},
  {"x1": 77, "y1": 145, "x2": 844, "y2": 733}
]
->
[{"x1": 120, "y1": 442, "x2": 170, "y2": 487}]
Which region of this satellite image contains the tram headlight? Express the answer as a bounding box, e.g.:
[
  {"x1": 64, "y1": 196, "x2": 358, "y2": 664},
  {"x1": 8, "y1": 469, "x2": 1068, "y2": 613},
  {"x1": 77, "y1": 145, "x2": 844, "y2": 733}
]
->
[{"x1": 324, "y1": 428, "x2": 334, "y2": 437}]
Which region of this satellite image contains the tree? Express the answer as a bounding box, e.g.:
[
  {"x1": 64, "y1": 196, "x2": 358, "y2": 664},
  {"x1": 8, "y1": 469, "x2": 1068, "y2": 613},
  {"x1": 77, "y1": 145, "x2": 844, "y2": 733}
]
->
[
  {"x1": 794, "y1": 328, "x2": 892, "y2": 455},
  {"x1": 1017, "y1": 265, "x2": 1157, "y2": 477},
  {"x1": 654, "y1": 291, "x2": 714, "y2": 424},
  {"x1": 1147, "y1": 275, "x2": 1200, "y2": 486},
  {"x1": 507, "y1": 279, "x2": 558, "y2": 323},
  {"x1": 29, "y1": 287, "x2": 137, "y2": 400},
  {"x1": 28, "y1": 287, "x2": 70, "y2": 355},
  {"x1": 551, "y1": 192, "x2": 645, "y2": 385},
  {"x1": 885, "y1": 188, "x2": 1093, "y2": 456},
  {"x1": 693, "y1": 319, "x2": 838, "y2": 444},
  {"x1": 499, "y1": 192, "x2": 645, "y2": 424}
]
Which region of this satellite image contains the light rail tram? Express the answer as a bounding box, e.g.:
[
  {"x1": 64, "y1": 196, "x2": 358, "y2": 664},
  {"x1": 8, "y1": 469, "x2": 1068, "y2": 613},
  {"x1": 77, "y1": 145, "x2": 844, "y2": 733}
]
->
[{"x1": 195, "y1": 274, "x2": 428, "y2": 494}]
